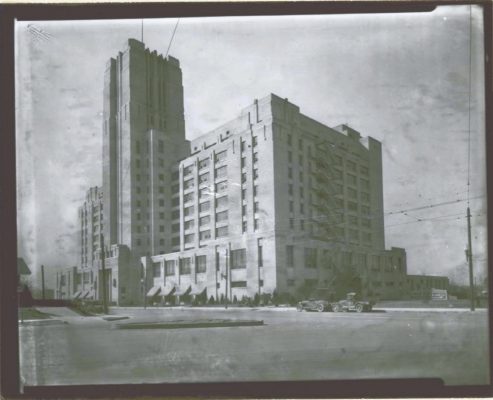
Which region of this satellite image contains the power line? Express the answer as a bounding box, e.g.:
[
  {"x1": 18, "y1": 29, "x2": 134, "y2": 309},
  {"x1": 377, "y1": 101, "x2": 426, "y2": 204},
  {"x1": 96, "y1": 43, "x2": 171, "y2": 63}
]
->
[{"x1": 165, "y1": 18, "x2": 180, "y2": 58}]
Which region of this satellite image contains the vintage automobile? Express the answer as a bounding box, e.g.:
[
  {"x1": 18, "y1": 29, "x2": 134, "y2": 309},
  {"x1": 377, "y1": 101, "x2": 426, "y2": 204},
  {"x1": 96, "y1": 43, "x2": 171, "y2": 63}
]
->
[
  {"x1": 297, "y1": 298, "x2": 333, "y2": 312},
  {"x1": 332, "y1": 292, "x2": 373, "y2": 312}
]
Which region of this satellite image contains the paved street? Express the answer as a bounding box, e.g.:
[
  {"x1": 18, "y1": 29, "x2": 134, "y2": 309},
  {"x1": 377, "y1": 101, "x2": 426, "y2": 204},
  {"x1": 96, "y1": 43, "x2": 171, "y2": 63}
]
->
[{"x1": 19, "y1": 307, "x2": 489, "y2": 387}]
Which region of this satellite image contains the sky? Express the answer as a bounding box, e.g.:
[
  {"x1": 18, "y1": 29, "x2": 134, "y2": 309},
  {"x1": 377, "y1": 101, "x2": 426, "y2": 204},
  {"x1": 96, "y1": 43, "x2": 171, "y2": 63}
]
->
[{"x1": 15, "y1": 6, "x2": 486, "y2": 289}]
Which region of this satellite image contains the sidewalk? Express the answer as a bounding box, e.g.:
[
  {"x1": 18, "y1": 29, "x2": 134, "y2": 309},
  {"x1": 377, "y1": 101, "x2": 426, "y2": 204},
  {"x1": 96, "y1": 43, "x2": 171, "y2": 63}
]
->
[{"x1": 111, "y1": 305, "x2": 487, "y2": 313}]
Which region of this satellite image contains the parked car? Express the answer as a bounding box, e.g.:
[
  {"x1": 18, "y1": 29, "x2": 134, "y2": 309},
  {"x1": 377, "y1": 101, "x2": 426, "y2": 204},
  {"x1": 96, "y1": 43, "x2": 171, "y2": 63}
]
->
[
  {"x1": 332, "y1": 292, "x2": 373, "y2": 312},
  {"x1": 297, "y1": 298, "x2": 332, "y2": 312}
]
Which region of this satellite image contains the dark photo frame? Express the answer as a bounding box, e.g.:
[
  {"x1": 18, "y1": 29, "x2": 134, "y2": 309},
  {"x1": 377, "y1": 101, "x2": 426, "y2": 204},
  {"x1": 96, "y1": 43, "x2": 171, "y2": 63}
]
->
[{"x1": 1, "y1": 1, "x2": 492, "y2": 398}]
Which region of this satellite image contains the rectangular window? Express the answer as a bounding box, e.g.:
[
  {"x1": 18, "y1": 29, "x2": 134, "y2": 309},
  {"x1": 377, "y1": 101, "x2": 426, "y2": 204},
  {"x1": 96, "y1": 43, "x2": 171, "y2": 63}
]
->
[
  {"x1": 252, "y1": 136, "x2": 258, "y2": 147},
  {"x1": 179, "y1": 258, "x2": 191, "y2": 274},
  {"x1": 299, "y1": 154, "x2": 304, "y2": 165},
  {"x1": 216, "y1": 226, "x2": 228, "y2": 237},
  {"x1": 153, "y1": 262, "x2": 161, "y2": 278},
  {"x1": 184, "y1": 220, "x2": 194, "y2": 230},
  {"x1": 184, "y1": 206, "x2": 194, "y2": 217},
  {"x1": 215, "y1": 166, "x2": 227, "y2": 179},
  {"x1": 184, "y1": 234, "x2": 194, "y2": 244},
  {"x1": 361, "y1": 205, "x2": 370, "y2": 215},
  {"x1": 215, "y1": 181, "x2": 228, "y2": 194},
  {"x1": 254, "y1": 219, "x2": 259, "y2": 230},
  {"x1": 361, "y1": 192, "x2": 370, "y2": 202},
  {"x1": 199, "y1": 172, "x2": 210, "y2": 185},
  {"x1": 289, "y1": 201, "x2": 294, "y2": 212},
  {"x1": 304, "y1": 248, "x2": 317, "y2": 269},
  {"x1": 199, "y1": 187, "x2": 210, "y2": 199},
  {"x1": 254, "y1": 202, "x2": 259, "y2": 213},
  {"x1": 286, "y1": 246, "x2": 294, "y2": 268},
  {"x1": 231, "y1": 281, "x2": 247, "y2": 288},
  {"x1": 288, "y1": 151, "x2": 292, "y2": 163},
  {"x1": 215, "y1": 196, "x2": 228, "y2": 209},
  {"x1": 288, "y1": 167, "x2": 293, "y2": 179},
  {"x1": 184, "y1": 178, "x2": 194, "y2": 190},
  {"x1": 300, "y1": 203, "x2": 304, "y2": 214},
  {"x1": 360, "y1": 179, "x2": 370, "y2": 190},
  {"x1": 298, "y1": 138, "x2": 303, "y2": 149},
  {"x1": 347, "y1": 174, "x2": 357, "y2": 185},
  {"x1": 348, "y1": 201, "x2": 358, "y2": 212},
  {"x1": 198, "y1": 158, "x2": 210, "y2": 170},
  {"x1": 253, "y1": 169, "x2": 259, "y2": 179},
  {"x1": 231, "y1": 249, "x2": 247, "y2": 269},
  {"x1": 289, "y1": 218, "x2": 294, "y2": 228},
  {"x1": 172, "y1": 210, "x2": 180, "y2": 219},
  {"x1": 199, "y1": 230, "x2": 211, "y2": 241},
  {"x1": 241, "y1": 140, "x2": 246, "y2": 152},
  {"x1": 183, "y1": 192, "x2": 194, "y2": 203},
  {"x1": 199, "y1": 201, "x2": 210, "y2": 213},
  {"x1": 253, "y1": 152, "x2": 259, "y2": 163},
  {"x1": 347, "y1": 160, "x2": 356, "y2": 172},
  {"x1": 215, "y1": 150, "x2": 227, "y2": 163},
  {"x1": 361, "y1": 218, "x2": 371, "y2": 228},
  {"x1": 184, "y1": 165, "x2": 193, "y2": 176},
  {"x1": 253, "y1": 185, "x2": 258, "y2": 197},
  {"x1": 242, "y1": 220, "x2": 247, "y2": 233},
  {"x1": 172, "y1": 223, "x2": 180, "y2": 232},
  {"x1": 349, "y1": 215, "x2": 358, "y2": 225},
  {"x1": 241, "y1": 188, "x2": 247, "y2": 200},
  {"x1": 349, "y1": 229, "x2": 359, "y2": 241},
  {"x1": 287, "y1": 134, "x2": 292, "y2": 146},
  {"x1": 360, "y1": 166, "x2": 369, "y2": 175},
  {"x1": 241, "y1": 173, "x2": 247, "y2": 183},
  {"x1": 348, "y1": 187, "x2": 357, "y2": 199},
  {"x1": 287, "y1": 279, "x2": 295, "y2": 287},
  {"x1": 199, "y1": 215, "x2": 210, "y2": 226},
  {"x1": 299, "y1": 171, "x2": 304, "y2": 182},
  {"x1": 216, "y1": 210, "x2": 228, "y2": 222},
  {"x1": 159, "y1": 225, "x2": 165, "y2": 232},
  {"x1": 241, "y1": 157, "x2": 246, "y2": 168},
  {"x1": 288, "y1": 184, "x2": 293, "y2": 195},
  {"x1": 300, "y1": 187, "x2": 304, "y2": 198},
  {"x1": 196, "y1": 255, "x2": 207, "y2": 273}
]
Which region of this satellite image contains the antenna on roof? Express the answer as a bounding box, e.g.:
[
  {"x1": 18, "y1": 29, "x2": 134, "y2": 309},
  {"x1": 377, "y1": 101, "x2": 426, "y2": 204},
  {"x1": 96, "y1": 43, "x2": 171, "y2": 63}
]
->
[
  {"x1": 165, "y1": 18, "x2": 180, "y2": 58},
  {"x1": 141, "y1": 19, "x2": 144, "y2": 43}
]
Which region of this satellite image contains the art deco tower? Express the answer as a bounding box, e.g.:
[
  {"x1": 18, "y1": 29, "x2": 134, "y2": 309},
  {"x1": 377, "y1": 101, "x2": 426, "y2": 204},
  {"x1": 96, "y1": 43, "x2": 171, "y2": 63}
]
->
[{"x1": 102, "y1": 38, "x2": 190, "y2": 259}]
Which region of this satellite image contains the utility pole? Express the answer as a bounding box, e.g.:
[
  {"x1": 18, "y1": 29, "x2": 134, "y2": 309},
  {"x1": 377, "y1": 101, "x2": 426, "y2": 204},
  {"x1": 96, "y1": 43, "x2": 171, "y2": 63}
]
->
[
  {"x1": 467, "y1": 207, "x2": 475, "y2": 311},
  {"x1": 225, "y1": 248, "x2": 229, "y2": 309},
  {"x1": 41, "y1": 264, "x2": 45, "y2": 300},
  {"x1": 100, "y1": 233, "x2": 108, "y2": 314}
]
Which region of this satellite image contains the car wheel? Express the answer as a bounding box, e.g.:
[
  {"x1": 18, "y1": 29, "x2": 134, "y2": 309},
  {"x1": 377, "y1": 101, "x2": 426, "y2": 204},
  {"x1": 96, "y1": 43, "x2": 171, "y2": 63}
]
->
[
  {"x1": 355, "y1": 303, "x2": 363, "y2": 313},
  {"x1": 316, "y1": 304, "x2": 324, "y2": 312},
  {"x1": 333, "y1": 304, "x2": 340, "y2": 312},
  {"x1": 297, "y1": 304, "x2": 303, "y2": 312}
]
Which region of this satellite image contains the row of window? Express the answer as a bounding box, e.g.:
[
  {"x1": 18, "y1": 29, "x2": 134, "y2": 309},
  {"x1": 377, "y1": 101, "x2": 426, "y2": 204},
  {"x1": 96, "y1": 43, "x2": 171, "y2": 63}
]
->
[{"x1": 285, "y1": 246, "x2": 402, "y2": 272}]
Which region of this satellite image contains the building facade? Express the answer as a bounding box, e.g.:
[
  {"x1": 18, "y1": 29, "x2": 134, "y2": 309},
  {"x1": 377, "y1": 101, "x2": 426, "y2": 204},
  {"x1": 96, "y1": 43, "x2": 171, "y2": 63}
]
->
[
  {"x1": 141, "y1": 93, "x2": 427, "y2": 303},
  {"x1": 67, "y1": 38, "x2": 449, "y2": 305}
]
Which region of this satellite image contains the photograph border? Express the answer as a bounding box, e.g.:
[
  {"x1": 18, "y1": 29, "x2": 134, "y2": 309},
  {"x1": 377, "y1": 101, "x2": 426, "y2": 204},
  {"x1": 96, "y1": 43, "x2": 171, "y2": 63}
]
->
[{"x1": 1, "y1": 1, "x2": 492, "y2": 398}]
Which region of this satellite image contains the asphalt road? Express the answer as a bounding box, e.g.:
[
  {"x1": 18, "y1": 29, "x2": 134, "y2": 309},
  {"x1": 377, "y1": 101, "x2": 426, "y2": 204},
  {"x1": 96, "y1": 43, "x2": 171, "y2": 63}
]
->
[{"x1": 19, "y1": 307, "x2": 489, "y2": 387}]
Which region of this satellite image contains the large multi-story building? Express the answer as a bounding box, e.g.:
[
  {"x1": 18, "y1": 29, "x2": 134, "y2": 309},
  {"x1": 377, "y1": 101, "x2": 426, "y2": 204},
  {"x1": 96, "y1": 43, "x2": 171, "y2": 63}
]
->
[
  {"x1": 141, "y1": 93, "x2": 411, "y2": 305},
  {"x1": 63, "y1": 38, "x2": 449, "y2": 305}
]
